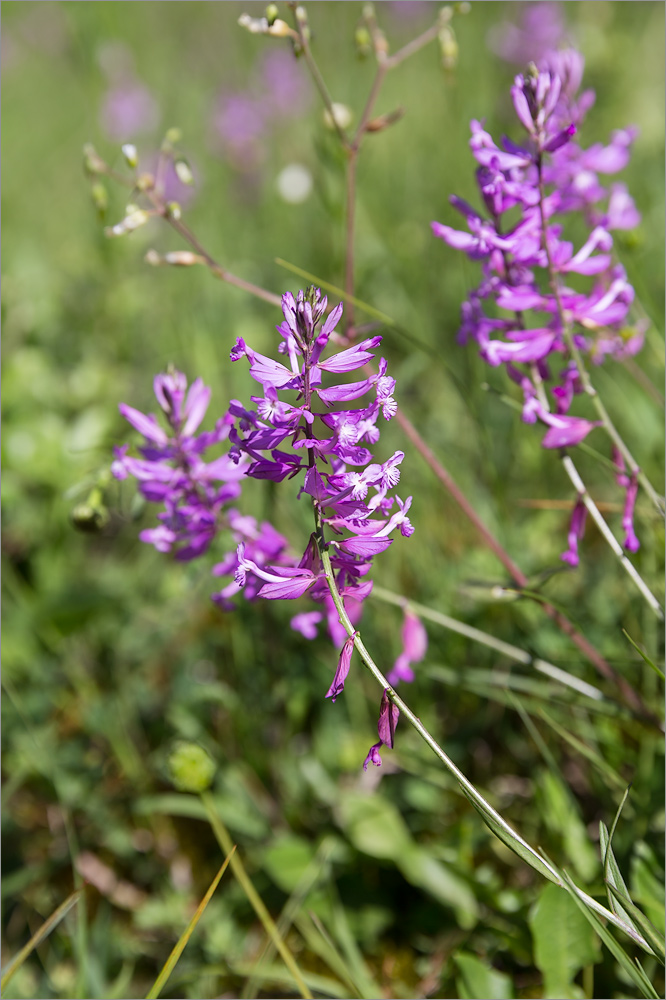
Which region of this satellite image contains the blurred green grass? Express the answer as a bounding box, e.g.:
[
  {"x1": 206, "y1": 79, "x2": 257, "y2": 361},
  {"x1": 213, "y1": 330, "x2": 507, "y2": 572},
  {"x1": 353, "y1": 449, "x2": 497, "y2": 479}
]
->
[{"x1": 2, "y1": 3, "x2": 664, "y2": 998}]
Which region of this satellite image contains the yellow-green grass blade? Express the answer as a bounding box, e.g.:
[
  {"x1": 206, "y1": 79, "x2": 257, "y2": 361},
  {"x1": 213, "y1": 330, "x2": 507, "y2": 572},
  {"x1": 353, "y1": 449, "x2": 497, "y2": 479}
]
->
[
  {"x1": 1, "y1": 888, "x2": 81, "y2": 993},
  {"x1": 145, "y1": 847, "x2": 235, "y2": 1000}
]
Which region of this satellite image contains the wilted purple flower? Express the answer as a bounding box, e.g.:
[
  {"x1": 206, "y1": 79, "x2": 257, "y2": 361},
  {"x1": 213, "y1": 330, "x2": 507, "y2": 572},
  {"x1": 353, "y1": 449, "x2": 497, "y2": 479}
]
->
[
  {"x1": 326, "y1": 634, "x2": 356, "y2": 702},
  {"x1": 363, "y1": 690, "x2": 400, "y2": 770}
]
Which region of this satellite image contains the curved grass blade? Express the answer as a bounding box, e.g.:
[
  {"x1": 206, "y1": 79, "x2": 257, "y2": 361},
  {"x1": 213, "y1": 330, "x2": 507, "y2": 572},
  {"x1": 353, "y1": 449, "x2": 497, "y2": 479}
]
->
[
  {"x1": 145, "y1": 847, "x2": 235, "y2": 1000},
  {"x1": 1, "y1": 888, "x2": 81, "y2": 993},
  {"x1": 622, "y1": 629, "x2": 665, "y2": 681}
]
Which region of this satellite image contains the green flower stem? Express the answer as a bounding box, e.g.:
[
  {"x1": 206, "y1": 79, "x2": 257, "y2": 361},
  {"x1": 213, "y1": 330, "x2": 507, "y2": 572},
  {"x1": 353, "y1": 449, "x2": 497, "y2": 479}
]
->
[
  {"x1": 370, "y1": 584, "x2": 605, "y2": 702},
  {"x1": 560, "y1": 454, "x2": 663, "y2": 619},
  {"x1": 200, "y1": 791, "x2": 313, "y2": 1000},
  {"x1": 315, "y1": 530, "x2": 651, "y2": 952},
  {"x1": 536, "y1": 157, "x2": 664, "y2": 517}
]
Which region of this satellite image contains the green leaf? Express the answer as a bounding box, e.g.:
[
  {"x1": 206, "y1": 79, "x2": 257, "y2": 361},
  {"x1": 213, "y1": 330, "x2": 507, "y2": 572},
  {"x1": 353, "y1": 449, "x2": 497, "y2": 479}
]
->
[
  {"x1": 557, "y1": 867, "x2": 660, "y2": 1000},
  {"x1": 263, "y1": 835, "x2": 316, "y2": 894},
  {"x1": 453, "y1": 952, "x2": 514, "y2": 999},
  {"x1": 529, "y1": 882, "x2": 599, "y2": 999},
  {"x1": 399, "y1": 846, "x2": 479, "y2": 928},
  {"x1": 537, "y1": 769, "x2": 599, "y2": 882}
]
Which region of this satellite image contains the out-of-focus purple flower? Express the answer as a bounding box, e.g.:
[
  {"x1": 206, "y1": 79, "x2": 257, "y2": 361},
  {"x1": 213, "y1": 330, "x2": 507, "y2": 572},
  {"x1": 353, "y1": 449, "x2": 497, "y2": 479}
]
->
[
  {"x1": 112, "y1": 370, "x2": 246, "y2": 561},
  {"x1": 621, "y1": 473, "x2": 640, "y2": 553},
  {"x1": 561, "y1": 497, "x2": 587, "y2": 566},
  {"x1": 259, "y1": 49, "x2": 311, "y2": 118},
  {"x1": 363, "y1": 689, "x2": 400, "y2": 770},
  {"x1": 387, "y1": 609, "x2": 428, "y2": 686},
  {"x1": 101, "y1": 82, "x2": 160, "y2": 140},
  {"x1": 290, "y1": 610, "x2": 323, "y2": 640},
  {"x1": 431, "y1": 45, "x2": 646, "y2": 569},
  {"x1": 488, "y1": 2, "x2": 567, "y2": 66},
  {"x1": 211, "y1": 92, "x2": 268, "y2": 170}
]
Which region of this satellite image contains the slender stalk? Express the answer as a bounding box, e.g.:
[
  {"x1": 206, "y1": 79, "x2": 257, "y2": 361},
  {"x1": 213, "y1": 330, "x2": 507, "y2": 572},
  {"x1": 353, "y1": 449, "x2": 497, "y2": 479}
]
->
[
  {"x1": 371, "y1": 584, "x2": 606, "y2": 702},
  {"x1": 314, "y1": 533, "x2": 651, "y2": 952},
  {"x1": 291, "y1": 5, "x2": 350, "y2": 149},
  {"x1": 535, "y1": 157, "x2": 664, "y2": 516},
  {"x1": 200, "y1": 792, "x2": 313, "y2": 1000},
  {"x1": 560, "y1": 454, "x2": 663, "y2": 619}
]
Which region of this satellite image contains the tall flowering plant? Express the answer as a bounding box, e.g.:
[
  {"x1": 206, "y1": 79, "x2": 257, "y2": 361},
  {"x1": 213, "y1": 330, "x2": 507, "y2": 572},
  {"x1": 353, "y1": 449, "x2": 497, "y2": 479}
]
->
[
  {"x1": 113, "y1": 287, "x2": 414, "y2": 767},
  {"x1": 432, "y1": 49, "x2": 646, "y2": 565}
]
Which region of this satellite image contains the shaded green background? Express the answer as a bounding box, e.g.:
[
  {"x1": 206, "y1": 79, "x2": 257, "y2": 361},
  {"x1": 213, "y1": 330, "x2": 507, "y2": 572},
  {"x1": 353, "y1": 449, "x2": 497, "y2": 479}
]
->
[{"x1": 2, "y1": 3, "x2": 664, "y2": 998}]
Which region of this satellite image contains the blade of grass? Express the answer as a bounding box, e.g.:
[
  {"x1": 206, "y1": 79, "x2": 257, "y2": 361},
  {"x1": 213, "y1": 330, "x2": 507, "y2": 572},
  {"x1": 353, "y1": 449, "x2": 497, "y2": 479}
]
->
[
  {"x1": 145, "y1": 847, "x2": 236, "y2": 1000},
  {"x1": 622, "y1": 629, "x2": 665, "y2": 681},
  {"x1": 537, "y1": 707, "x2": 626, "y2": 789},
  {"x1": 606, "y1": 883, "x2": 666, "y2": 965},
  {"x1": 1, "y1": 888, "x2": 81, "y2": 992},
  {"x1": 552, "y1": 863, "x2": 660, "y2": 1000},
  {"x1": 200, "y1": 791, "x2": 313, "y2": 1000},
  {"x1": 243, "y1": 838, "x2": 336, "y2": 1000}
]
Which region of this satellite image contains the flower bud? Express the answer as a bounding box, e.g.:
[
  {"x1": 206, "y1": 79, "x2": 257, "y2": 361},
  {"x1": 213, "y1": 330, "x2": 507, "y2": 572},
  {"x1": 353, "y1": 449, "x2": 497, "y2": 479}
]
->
[
  {"x1": 355, "y1": 25, "x2": 372, "y2": 58},
  {"x1": 166, "y1": 201, "x2": 182, "y2": 220},
  {"x1": 323, "y1": 103, "x2": 353, "y2": 131},
  {"x1": 439, "y1": 25, "x2": 458, "y2": 70},
  {"x1": 71, "y1": 492, "x2": 109, "y2": 533},
  {"x1": 136, "y1": 172, "x2": 154, "y2": 193},
  {"x1": 105, "y1": 209, "x2": 150, "y2": 237},
  {"x1": 366, "y1": 107, "x2": 405, "y2": 133},
  {"x1": 121, "y1": 143, "x2": 138, "y2": 169},
  {"x1": 165, "y1": 127, "x2": 182, "y2": 145},
  {"x1": 174, "y1": 158, "x2": 194, "y2": 186},
  {"x1": 238, "y1": 13, "x2": 270, "y2": 34},
  {"x1": 168, "y1": 741, "x2": 216, "y2": 793},
  {"x1": 91, "y1": 181, "x2": 108, "y2": 215},
  {"x1": 83, "y1": 143, "x2": 106, "y2": 176},
  {"x1": 265, "y1": 2, "x2": 279, "y2": 25}
]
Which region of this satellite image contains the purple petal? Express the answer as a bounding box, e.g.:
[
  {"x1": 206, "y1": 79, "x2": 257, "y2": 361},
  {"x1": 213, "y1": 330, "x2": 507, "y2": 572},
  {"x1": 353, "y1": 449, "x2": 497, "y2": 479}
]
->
[
  {"x1": 118, "y1": 403, "x2": 169, "y2": 446},
  {"x1": 325, "y1": 634, "x2": 356, "y2": 702}
]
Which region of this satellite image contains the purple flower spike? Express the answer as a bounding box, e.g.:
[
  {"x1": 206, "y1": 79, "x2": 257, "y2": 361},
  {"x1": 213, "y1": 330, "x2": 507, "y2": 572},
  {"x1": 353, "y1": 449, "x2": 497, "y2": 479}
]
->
[
  {"x1": 326, "y1": 634, "x2": 356, "y2": 702},
  {"x1": 561, "y1": 497, "x2": 587, "y2": 567}
]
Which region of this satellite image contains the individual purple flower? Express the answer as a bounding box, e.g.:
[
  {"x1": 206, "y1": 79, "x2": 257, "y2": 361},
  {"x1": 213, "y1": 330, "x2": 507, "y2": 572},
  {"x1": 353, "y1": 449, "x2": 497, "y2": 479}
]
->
[
  {"x1": 290, "y1": 610, "x2": 323, "y2": 640},
  {"x1": 326, "y1": 633, "x2": 356, "y2": 702},
  {"x1": 259, "y1": 49, "x2": 311, "y2": 118},
  {"x1": 487, "y1": 2, "x2": 568, "y2": 66},
  {"x1": 387, "y1": 609, "x2": 428, "y2": 686},
  {"x1": 561, "y1": 497, "x2": 587, "y2": 567},
  {"x1": 363, "y1": 690, "x2": 400, "y2": 771},
  {"x1": 621, "y1": 473, "x2": 640, "y2": 553},
  {"x1": 101, "y1": 81, "x2": 160, "y2": 140}
]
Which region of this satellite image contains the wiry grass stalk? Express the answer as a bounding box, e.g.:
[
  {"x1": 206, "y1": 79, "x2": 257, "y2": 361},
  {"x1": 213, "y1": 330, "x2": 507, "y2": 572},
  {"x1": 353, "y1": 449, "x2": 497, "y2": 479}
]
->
[{"x1": 315, "y1": 521, "x2": 652, "y2": 953}]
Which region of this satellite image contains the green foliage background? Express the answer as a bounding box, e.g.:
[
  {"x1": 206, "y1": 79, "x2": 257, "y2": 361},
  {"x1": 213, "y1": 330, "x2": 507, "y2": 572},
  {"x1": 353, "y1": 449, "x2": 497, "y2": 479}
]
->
[{"x1": 2, "y1": 3, "x2": 664, "y2": 998}]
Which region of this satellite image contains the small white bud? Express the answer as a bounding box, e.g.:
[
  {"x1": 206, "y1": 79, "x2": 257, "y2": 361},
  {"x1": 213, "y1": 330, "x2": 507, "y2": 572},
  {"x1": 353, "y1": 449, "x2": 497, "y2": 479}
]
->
[
  {"x1": 105, "y1": 209, "x2": 150, "y2": 237},
  {"x1": 238, "y1": 13, "x2": 270, "y2": 34},
  {"x1": 121, "y1": 143, "x2": 138, "y2": 168},
  {"x1": 266, "y1": 18, "x2": 293, "y2": 37},
  {"x1": 174, "y1": 159, "x2": 194, "y2": 186},
  {"x1": 166, "y1": 201, "x2": 181, "y2": 220},
  {"x1": 145, "y1": 249, "x2": 163, "y2": 266},
  {"x1": 164, "y1": 251, "x2": 204, "y2": 266},
  {"x1": 323, "y1": 103, "x2": 353, "y2": 131}
]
